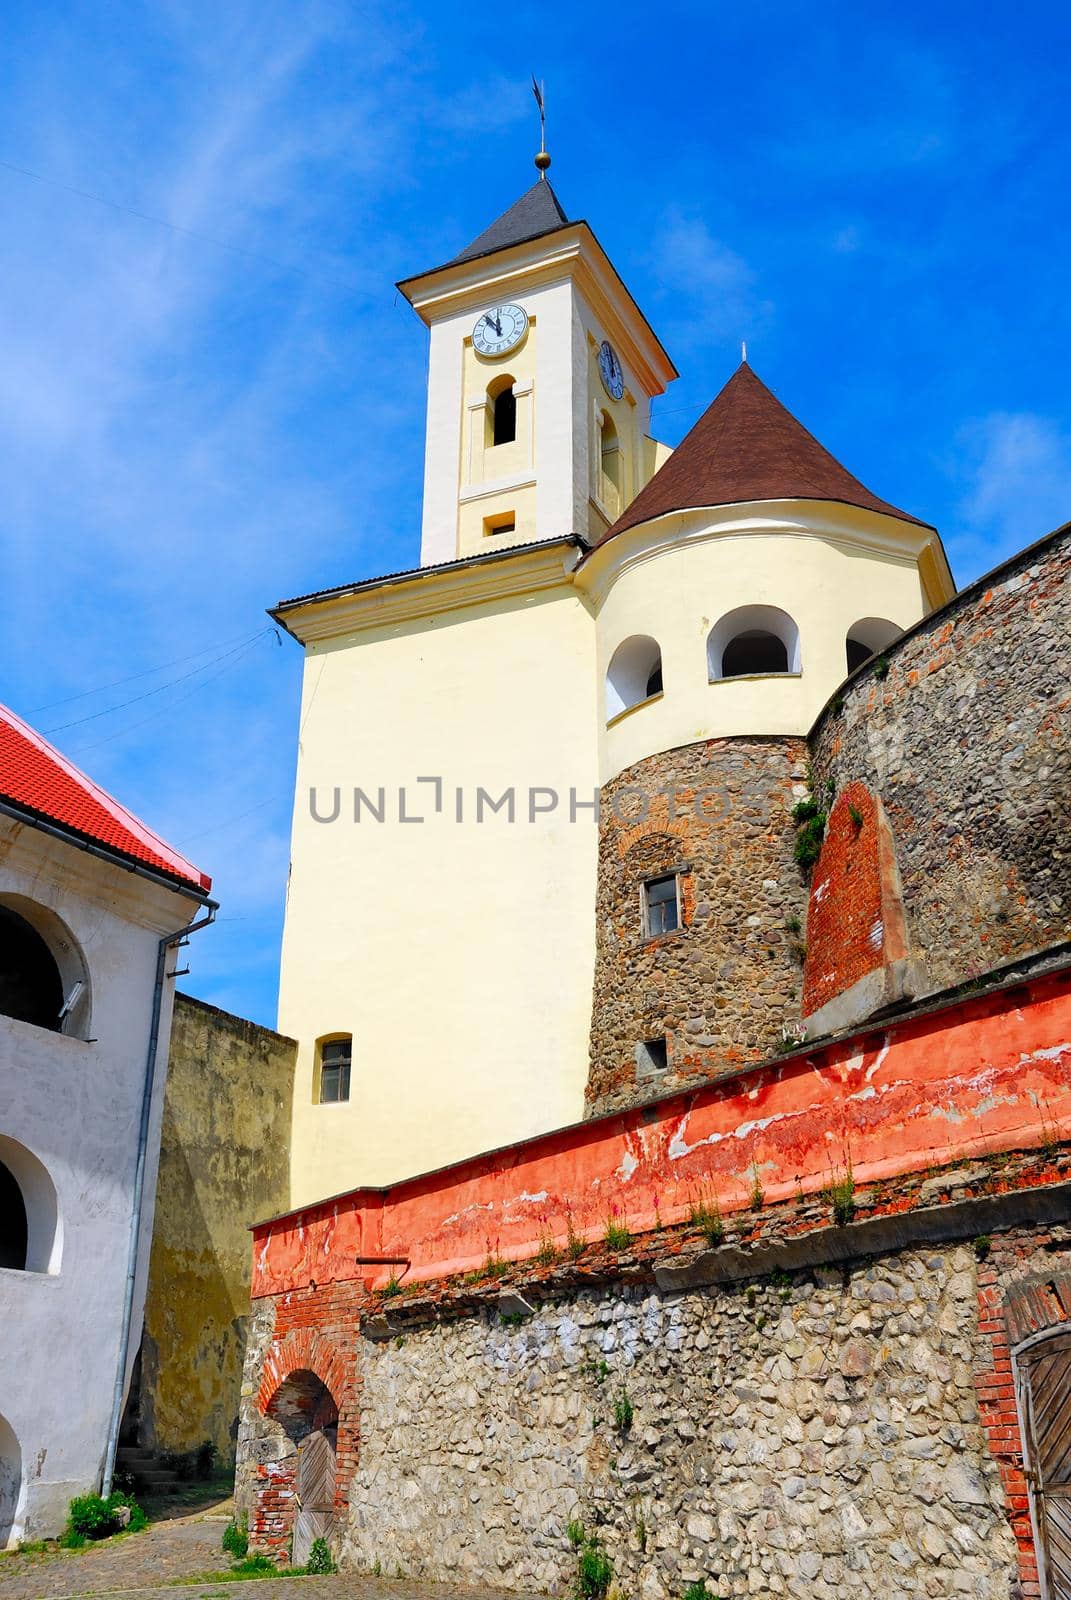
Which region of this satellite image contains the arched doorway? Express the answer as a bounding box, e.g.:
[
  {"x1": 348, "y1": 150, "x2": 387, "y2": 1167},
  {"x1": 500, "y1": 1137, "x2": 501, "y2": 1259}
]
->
[
  {"x1": 0, "y1": 1415, "x2": 21, "y2": 1549},
  {"x1": 266, "y1": 1369, "x2": 339, "y2": 1567},
  {"x1": 1017, "y1": 1326, "x2": 1071, "y2": 1596}
]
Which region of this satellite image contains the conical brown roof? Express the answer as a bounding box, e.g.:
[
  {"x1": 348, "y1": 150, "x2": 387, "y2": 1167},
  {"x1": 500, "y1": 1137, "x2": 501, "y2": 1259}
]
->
[{"x1": 602, "y1": 363, "x2": 928, "y2": 541}]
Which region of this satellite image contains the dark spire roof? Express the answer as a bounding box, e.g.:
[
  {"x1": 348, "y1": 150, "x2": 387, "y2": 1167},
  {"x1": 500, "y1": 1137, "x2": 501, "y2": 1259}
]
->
[
  {"x1": 449, "y1": 178, "x2": 570, "y2": 266},
  {"x1": 602, "y1": 362, "x2": 929, "y2": 542}
]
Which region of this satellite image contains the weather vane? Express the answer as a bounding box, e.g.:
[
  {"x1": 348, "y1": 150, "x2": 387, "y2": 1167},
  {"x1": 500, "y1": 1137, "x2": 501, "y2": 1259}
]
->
[{"x1": 532, "y1": 77, "x2": 550, "y2": 175}]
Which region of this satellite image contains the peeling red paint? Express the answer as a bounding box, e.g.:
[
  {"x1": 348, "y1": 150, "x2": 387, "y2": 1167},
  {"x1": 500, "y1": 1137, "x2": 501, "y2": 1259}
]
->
[{"x1": 252, "y1": 967, "x2": 1071, "y2": 1299}]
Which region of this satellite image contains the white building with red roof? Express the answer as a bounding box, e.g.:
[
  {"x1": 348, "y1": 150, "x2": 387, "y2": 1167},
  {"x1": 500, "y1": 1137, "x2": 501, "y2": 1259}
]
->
[{"x1": 0, "y1": 702, "x2": 214, "y2": 1544}]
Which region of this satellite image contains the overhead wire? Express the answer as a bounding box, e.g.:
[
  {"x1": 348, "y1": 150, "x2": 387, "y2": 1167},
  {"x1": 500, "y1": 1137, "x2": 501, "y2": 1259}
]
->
[
  {"x1": 65, "y1": 632, "x2": 273, "y2": 753},
  {"x1": 0, "y1": 158, "x2": 368, "y2": 296},
  {"x1": 31, "y1": 626, "x2": 273, "y2": 712},
  {"x1": 43, "y1": 629, "x2": 276, "y2": 734}
]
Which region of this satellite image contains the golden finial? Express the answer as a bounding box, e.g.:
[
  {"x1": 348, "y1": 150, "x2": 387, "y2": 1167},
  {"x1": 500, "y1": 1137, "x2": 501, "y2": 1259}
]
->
[{"x1": 531, "y1": 77, "x2": 550, "y2": 176}]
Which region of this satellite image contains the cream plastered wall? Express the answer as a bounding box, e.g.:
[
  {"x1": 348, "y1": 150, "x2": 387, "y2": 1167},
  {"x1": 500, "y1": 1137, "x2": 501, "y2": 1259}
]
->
[
  {"x1": 419, "y1": 265, "x2": 669, "y2": 566},
  {"x1": 572, "y1": 285, "x2": 654, "y2": 544},
  {"x1": 422, "y1": 279, "x2": 579, "y2": 565},
  {"x1": 579, "y1": 501, "x2": 946, "y2": 785},
  {"x1": 458, "y1": 321, "x2": 538, "y2": 554},
  {"x1": 279, "y1": 573, "x2": 599, "y2": 1205}
]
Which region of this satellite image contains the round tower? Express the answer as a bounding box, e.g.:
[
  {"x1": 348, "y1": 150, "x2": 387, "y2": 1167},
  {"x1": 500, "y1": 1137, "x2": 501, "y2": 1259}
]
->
[{"x1": 576, "y1": 362, "x2": 954, "y2": 1114}]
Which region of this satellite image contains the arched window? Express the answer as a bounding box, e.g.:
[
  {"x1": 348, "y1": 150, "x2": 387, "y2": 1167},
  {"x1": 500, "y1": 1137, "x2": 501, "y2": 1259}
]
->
[
  {"x1": 487, "y1": 376, "x2": 516, "y2": 447},
  {"x1": 0, "y1": 898, "x2": 89, "y2": 1036},
  {"x1": 606, "y1": 635, "x2": 663, "y2": 722},
  {"x1": 845, "y1": 617, "x2": 903, "y2": 674},
  {"x1": 0, "y1": 1162, "x2": 26, "y2": 1272},
  {"x1": 599, "y1": 411, "x2": 622, "y2": 515},
  {"x1": 0, "y1": 1135, "x2": 61, "y2": 1274},
  {"x1": 0, "y1": 1414, "x2": 20, "y2": 1548},
  {"x1": 708, "y1": 605, "x2": 801, "y2": 681}
]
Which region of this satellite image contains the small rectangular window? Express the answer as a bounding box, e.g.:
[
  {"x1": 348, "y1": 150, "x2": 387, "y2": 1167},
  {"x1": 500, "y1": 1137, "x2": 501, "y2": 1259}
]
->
[
  {"x1": 643, "y1": 874, "x2": 680, "y2": 937},
  {"x1": 319, "y1": 1038, "x2": 351, "y2": 1103},
  {"x1": 483, "y1": 512, "x2": 515, "y2": 537},
  {"x1": 636, "y1": 1038, "x2": 668, "y2": 1080}
]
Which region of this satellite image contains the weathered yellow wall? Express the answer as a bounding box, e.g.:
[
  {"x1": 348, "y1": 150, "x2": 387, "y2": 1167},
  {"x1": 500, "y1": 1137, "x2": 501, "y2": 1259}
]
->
[{"x1": 138, "y1": 994, "x2": 295, "y2": 1463}]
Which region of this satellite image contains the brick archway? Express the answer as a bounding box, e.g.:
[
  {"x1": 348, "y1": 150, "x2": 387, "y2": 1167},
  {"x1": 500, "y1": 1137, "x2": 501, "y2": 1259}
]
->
[
  {"x1": 257, "y1": 1330, "x2": 350, "y2": 1420},
  {"x1": 251, "y1": 1326, "x2": 358, "y2": 1563}
]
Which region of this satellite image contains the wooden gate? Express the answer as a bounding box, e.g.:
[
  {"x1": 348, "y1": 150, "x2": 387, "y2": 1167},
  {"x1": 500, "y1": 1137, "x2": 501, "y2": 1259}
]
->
[
  {"x1": 1018, "y1": 1330, "x2": 1071, "y2": 1598},
  {"x1": 291, "y1": 1426, "x2": 337, "y2": 1568}
]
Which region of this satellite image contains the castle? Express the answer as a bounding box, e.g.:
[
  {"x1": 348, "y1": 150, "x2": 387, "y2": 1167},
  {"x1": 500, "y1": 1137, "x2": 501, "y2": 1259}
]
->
[
  {"x1": 272, "y1": 172, "x2": 955, "y2": 1203},
  {"x1": 229, "y1": 163, "x2": 1071, "y2": 1599}
]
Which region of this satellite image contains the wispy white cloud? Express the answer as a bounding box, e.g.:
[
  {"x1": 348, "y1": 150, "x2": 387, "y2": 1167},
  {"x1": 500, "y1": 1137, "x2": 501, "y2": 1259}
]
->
[
  {"x1": 0, "y1": 0, "x2": 435, "y2": 1023},
  {"x1": 947, "y1": 411, "x2": 1071, "y2": 576},
  {"x1": 645, "y1": 207, "x2": 770, "y2": 352}
]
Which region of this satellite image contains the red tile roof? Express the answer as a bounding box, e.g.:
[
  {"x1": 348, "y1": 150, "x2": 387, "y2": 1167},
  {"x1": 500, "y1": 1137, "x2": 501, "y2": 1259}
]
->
[
  {"x1": 0, "y1": 702, "x2": 211, "y2": 892},
  {"x1": 602, "y1": 363, "x2": 929, "y2": 542}
]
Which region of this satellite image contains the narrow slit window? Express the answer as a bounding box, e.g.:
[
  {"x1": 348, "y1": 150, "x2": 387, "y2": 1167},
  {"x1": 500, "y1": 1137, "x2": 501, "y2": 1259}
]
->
[
  {"x1": 319, "y1": 1038, "x2": 351, "y2": 1104},
  {"x1": 644, "y1": 874, "x2": 679, "y2": 937}
]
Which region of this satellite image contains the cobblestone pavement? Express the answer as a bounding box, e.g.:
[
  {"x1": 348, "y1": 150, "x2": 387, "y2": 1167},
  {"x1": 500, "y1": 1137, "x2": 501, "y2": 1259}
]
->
[
  {"x1": 0, "y1": 1513, "x2": 229, "y2": 1598},
  {"x1": 0, "y1": 1513, "x2": 545, "y2": 1600}
]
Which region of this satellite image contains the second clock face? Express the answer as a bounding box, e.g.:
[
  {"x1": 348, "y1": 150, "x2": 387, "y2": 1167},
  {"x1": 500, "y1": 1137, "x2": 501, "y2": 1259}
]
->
[
  {"x1": 599, "y1": 340, "x2": 624, "y2": 400},
  {"x1": 472, "y1": 304, "x2": 529, "y2": 358}
]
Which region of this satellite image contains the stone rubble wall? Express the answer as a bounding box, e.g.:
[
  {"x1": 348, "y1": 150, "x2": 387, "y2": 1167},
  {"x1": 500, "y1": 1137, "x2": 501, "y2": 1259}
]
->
[
  {"x1": 587, "y1": 738, "x2": 810, "y2": 1116},
  {"x1": 810, "y1": 526, "x2": 1071, "y2": 996},
  {"x1": 344, "y1": 1245, "x2": 1016, "y2": 1600}
]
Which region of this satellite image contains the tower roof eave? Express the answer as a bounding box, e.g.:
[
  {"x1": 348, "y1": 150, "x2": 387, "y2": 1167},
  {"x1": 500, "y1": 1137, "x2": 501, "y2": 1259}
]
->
[{"x1": 602, "y1": 363, "x2": 930, "y2": 544}]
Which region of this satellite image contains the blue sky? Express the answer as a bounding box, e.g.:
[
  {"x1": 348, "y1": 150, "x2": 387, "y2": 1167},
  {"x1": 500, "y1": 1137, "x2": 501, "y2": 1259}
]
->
[{"x1": 2, "y1": 0, "x2": 1068, "y2": 1027}]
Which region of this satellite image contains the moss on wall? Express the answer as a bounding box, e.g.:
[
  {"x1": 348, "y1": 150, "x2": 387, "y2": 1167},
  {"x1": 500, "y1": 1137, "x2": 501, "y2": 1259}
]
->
[{"x1": 138, "y1": 994, "x2": 295, "y2": 1464}]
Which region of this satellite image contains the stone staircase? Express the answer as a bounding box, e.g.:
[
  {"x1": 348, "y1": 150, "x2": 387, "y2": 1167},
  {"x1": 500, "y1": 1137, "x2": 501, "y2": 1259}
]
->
[{"x1": 115, "y1": 1445, "x2": 182, "y2": 1494}]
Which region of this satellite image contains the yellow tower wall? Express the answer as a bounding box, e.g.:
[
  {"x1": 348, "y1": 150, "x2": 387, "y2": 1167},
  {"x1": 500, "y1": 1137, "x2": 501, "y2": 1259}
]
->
[
  {"x1": 583, "y1": 502, "x2": 937, "y2": 784},
  {"x1": 280, "y1": 558, "x2": 599, "y2": 1204}
]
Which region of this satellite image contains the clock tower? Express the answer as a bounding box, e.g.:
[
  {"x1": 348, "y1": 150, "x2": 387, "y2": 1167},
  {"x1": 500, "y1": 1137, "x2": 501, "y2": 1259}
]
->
[{"x1": 397, "y1": 171, "x2": 677, "y2": 566}]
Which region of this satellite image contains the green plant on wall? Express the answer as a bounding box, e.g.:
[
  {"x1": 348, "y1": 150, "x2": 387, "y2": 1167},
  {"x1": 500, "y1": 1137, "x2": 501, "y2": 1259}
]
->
[
  {"x1": 824, "y1": 1150, "x2": 856, "y2": 1227},
  {"x1": 603, "y1": 1212, "x2": 631, "y2": 1251},
  {"x1": 791, "y1": 790, "x2": 828, "y2": 868},
  {"x1": 688, "y1": 1188, "x2": 724, "y2": 1246},
  {"x1": 577, "y1": 1542, "x2": 612, "y2": 1600}
]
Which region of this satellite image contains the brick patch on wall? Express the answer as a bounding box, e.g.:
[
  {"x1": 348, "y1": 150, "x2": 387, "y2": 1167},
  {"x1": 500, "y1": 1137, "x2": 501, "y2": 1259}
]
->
[
  {"x1": 245, "y1": 1280, "x2": 364, "y2": 1561},
  {"x1": 811, "y1": 526, "x2": 1071, "y2": 996}
]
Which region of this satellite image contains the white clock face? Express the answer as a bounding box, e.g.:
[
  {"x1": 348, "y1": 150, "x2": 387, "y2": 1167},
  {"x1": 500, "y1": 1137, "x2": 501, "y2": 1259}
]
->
[
  {"x1": 598, "y1": 340, "x2": 624, "y2": 401},
  {"x1": 472, "y1": 303, "x2": 529, "y2": 358}
]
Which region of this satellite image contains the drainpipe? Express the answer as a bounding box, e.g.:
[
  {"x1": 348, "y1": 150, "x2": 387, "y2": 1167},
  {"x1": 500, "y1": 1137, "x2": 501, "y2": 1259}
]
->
[{"x1": 101, "y1": 899, "x2": 217, "y2": 1496}]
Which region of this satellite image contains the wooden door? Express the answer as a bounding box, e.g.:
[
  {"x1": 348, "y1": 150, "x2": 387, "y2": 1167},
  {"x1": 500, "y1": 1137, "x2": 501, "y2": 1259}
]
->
[
  {"x1": 1019, "y1": 1331, "x2": 1071, "y2": 1598},
  {"x1": 292, "y1": 1426, "x2": 337, "y2": 1568}
]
